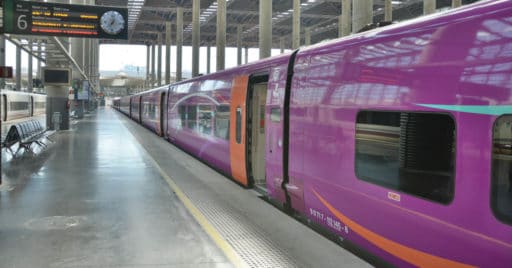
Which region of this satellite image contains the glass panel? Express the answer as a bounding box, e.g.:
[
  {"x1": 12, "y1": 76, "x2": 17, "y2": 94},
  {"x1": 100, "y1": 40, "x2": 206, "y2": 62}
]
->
[
  {"x1": 270, "y1": 108, "x2": 281, "y2": 122},
  {"x1": 187, "y1": 105, "x2": 197, "y2": 130},
  {"x1": 214, "y1": 105, "x2": 230, "y2": 140},
  {"x1": 355, "y1": 111, "x2": 455, "y2": 204},
  {"x1": 492, "y1": 116, "x2": 512, "y2": 225},
  {"x1": 198, "y1": 105, "x2": 213, "y2": 135},
  {"x1": 179, "y1": 105, "x2": 187, "y2": 128}
]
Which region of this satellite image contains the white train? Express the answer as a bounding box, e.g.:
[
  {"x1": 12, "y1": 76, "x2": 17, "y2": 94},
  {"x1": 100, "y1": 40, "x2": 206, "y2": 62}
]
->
[{"x1": 1, "y1": 90, "x2": 46, "y2": 121}]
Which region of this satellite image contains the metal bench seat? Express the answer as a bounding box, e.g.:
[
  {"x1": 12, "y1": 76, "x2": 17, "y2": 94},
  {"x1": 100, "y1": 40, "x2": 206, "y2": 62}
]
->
[{"x1": 1, "y1": 120, "x2": 54, "y2": 157}]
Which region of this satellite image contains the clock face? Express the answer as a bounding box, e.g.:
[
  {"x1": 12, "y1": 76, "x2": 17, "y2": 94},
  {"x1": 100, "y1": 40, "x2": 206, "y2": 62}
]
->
[{"x1": 100, "y1": 10, "x2": 125, "y2": 35}]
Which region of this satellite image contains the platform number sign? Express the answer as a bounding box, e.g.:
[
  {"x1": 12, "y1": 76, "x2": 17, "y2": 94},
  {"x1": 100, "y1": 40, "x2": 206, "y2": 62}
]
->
[{"x1": 2, "y1": 0, "x2": 128, "y2": 39}]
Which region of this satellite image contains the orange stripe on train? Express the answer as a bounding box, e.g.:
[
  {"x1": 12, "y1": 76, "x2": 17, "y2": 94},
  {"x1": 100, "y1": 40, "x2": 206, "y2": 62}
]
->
[{"x1": 312, "y1": 189, "x2": 475, "y2": 268}]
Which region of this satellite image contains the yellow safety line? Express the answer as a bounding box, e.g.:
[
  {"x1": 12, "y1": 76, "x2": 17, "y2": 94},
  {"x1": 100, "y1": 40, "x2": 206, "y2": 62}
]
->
[{"x1": 141, "y1": 146, "x2": 248, "y2": 268}]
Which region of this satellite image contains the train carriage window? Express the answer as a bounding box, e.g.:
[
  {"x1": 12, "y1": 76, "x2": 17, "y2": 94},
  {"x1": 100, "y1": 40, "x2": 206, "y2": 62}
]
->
[
  {"x1": 10, "y1": 101, "x2": 29, "y2": 111},
  {"x1": 179, "y1": 105, "x2": 187, "y2": 128},
  {"x1": 35, "y1": 102, "x2": 45, "y2": 109},
  {"x1": 187, "y1": 105, "x2": 197, "y2": 130},
  {"x1": 491, "y1": 116, "x2": 512, "y2": 225},
  {"x1": 270, "y1": 108, "x2": 281, "y2": 122},
  {"x1": 355, "y1": 111, "x2": 455, "y2": 204},
  {"x1": 214, "y1": 105, "x2": 230, "y2": 140},
  {"x1": 198, "y1": 105, "x2": 213, "y2": 135}
]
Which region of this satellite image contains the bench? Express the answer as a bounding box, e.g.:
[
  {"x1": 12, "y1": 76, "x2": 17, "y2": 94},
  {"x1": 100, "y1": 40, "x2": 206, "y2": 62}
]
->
[{"x1": 1, "y1": 120, "x2": 54, "y2": 157}]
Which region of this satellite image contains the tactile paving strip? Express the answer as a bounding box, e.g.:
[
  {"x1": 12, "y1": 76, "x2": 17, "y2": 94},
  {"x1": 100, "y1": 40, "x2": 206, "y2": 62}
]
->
[{"x1": 194, "y1": 200, "x2": 299, "y2": 268}]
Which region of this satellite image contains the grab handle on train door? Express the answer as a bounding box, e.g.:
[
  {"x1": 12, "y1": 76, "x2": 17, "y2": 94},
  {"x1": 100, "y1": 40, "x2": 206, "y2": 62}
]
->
[{"x1": 269, "y1": 134, "x2": 273, "y2": 153}]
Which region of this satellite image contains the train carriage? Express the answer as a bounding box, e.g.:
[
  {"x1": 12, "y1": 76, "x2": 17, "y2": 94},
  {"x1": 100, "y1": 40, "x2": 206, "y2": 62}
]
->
[
  {"x1": 116, "y1": 1, "x2": 512, "y2": 266},
  {"x1": 1, "y1": 90, "x2": 47, "y2": 121}
]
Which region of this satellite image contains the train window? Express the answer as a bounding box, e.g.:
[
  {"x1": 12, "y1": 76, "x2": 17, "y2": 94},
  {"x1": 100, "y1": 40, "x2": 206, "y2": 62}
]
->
[
  {"x1": 355, "y1": 111, "x2": 455, "y2": 204},
  {"x1": 198, "y1": 105, "x2": 213, "y2": 135},
  {"x1": 491, "y1": 116, "x2": 512, "y2": 225},
  {"x1": 236, "y1": 107, "x2": 242, "y2": 144},
  {"x1": 214, "y1": 105, "x2": 230, "y2": 140},
  {"x1": 270, "y1": 108, "x2": 281, "y2": 122},
  {"x1": 179, "y1": 105, "x2": 187, "y2": 128},
  {"x1": 10, "y1": 101, "x2": 29, "y2": 111},
  {"x1": 35, "y1": 102, "x2": 45, "y2": 109},
  {"x1": 187, "y1": 105, "x2": 197, "y2": 130}
]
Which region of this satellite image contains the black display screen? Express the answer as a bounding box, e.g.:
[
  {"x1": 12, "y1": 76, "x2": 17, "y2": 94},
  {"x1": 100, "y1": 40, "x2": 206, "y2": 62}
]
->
[{"x1": 43, "y1": 69, "x2": 70, "y2": 85}]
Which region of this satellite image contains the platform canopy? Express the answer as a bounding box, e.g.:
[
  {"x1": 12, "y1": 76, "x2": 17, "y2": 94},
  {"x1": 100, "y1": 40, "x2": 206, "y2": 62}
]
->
[{"x1": 96, "y1": 0, "x2": 477, "y2": 47}]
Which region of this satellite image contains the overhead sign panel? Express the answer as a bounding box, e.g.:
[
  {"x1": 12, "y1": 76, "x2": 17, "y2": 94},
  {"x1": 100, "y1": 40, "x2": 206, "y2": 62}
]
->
[{"x1": 2, "y1": 1, "x2": 128, "y2": 39}]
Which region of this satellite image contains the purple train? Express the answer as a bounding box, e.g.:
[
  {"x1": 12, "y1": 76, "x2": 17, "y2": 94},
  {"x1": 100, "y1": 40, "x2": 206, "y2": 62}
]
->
[{"x1": 113, "y1": 1, "x2": 512, "y2": 266}]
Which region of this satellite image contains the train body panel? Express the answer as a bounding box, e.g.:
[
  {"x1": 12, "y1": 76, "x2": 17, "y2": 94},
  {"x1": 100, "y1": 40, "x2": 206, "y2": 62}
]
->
[
  {"x1": 32, "y1": 94, "x2": 46, "y2": 116},
  {"x1": 163, "y1": 55, "x2": 292, "y2": 182},
  {"x1": 114, "y1": 1, "x2": 512, "y2": 266},
  {"x1": 289, "y1": 1, "x2": 512, "y2": 266},
  {"x1": 1, "y1": 90, "x2": 46, "y2": 121}
]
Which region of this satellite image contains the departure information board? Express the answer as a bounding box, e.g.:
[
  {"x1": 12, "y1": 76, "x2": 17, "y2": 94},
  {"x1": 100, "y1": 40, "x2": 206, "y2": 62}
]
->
[{"x1": 2, "y1": 0, "x2": 128, "y2": 39}]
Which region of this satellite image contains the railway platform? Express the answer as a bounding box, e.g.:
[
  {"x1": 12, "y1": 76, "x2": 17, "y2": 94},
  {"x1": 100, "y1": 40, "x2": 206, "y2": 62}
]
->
[{"x1": 0, "y1": 107, "x2": 370, "y2": 268}]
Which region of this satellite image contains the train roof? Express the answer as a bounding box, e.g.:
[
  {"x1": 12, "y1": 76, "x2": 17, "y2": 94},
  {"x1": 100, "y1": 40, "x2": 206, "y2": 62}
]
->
[{"x1": 297, "y1": 0, "x2": 507, "y2": 56}]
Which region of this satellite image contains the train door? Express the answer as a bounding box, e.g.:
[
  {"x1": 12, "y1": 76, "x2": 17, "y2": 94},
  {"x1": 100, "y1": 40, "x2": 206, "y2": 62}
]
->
[
  {"x1": 247, "y1": 74, "x2": 269, "y2": 193},
  {"x1": 230, "y1": 76, "x2": 249, "y2": 186},
  {"x1": 265, "y1": 65, "x2": 291, "y2": 205}
]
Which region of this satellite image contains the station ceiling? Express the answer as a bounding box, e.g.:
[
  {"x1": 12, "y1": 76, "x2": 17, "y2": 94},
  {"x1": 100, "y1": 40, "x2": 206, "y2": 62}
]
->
[
  {"x1": 3, "y1": 0, "x2": 478, "y2": 69},
  {"x1": 95, "y1": 0, "x2": 478, "y2": 47}
]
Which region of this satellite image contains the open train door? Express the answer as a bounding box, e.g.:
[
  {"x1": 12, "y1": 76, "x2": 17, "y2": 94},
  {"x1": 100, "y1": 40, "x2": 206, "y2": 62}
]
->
[
  {"x1": 230, "y1": 76, "x2": 249, "y2": 187},
  {"x1": 265, "y1": 66, "x2": 289, "y2": 206},
  {"x1": 266, "y1": 51, "x2": 299, "y2": 210}
]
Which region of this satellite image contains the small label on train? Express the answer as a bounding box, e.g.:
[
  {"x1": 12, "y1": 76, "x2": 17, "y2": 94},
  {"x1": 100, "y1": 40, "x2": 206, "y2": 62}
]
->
[{"x1": 388, "y1": 192, "x2": 401, "y2": 202}]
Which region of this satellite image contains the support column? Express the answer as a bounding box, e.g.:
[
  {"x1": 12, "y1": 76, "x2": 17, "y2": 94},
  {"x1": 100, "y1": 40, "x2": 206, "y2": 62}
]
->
[
  {"x1": 353, "y1": 0, "x2": 372, "y2": 33},
  {"x1": 83, "y1": 39, "x2": 90, "y2": 80},
  {"x1": 452, "y1": 0, "x2": 461, "y2": 8},
  {"x1": 292, "y1": 0, "x2": 300, "y2": 49},
  {"x1": 37, "y1": 42, "x2": 42, "y2": 81},
  {"x1": 245, "y1": 47, "x2": 248, "y2": 64},
  {"x1": 165, "y1": 21, "x2": 171, "y2": 84},
  {"x1": 207, "y1": 45, "x2": 211, "y2": 74},
  {"x1": 259, "y1": 0, "x2": 272, "y2": 59},
  {"x1": 16, "y1": 45, "x2": 21, "y2": 91},
  {"x1": 385, "y1": 0, "x2": 392, "y2": 21},
  {"x1": 0, "y1": 36, "x2": 5, "y2": 88},
  {"x1": 280, "y1": 38, "x2": 284, "y2": 54},
  {"x1": 305, "y1": 28, "x2": 311, "y2": 46},
  {"x1": 71, "y1": 36, "x2": 84, "y2": 118},
  {"x1": 339, "y1": 0, "x2": 351, "y2": 37},
  {"x1": 28, "y1": 41, "x2": 33, "y2": 92},
  {"x1": 157, "y1": 34, "x2": 162, "y2": 86},
  {"x1": 93, "y1": 39, "x2": 99, "y2": 90},
  {"x1": 192, "y1": 0, "x2": 200, "y2": 77},
  {"x1": 146, "y1": 44, "x2": 150, "y2": 87},
  {"x1": 176, "y1": 5, "x2": 183, "y2": 81},
  {"x1": 216, "y1": 0, "x2": 226, "y2": 71},
  {"x1": 424, "y1": 0, "x2": 436, "y2": 15},
  {"x1": 151, "y1": 44, "x2": 155, "y2": 85},
  {"x1": 237, "y1": 26, "x2": 242, "y2": 65}
]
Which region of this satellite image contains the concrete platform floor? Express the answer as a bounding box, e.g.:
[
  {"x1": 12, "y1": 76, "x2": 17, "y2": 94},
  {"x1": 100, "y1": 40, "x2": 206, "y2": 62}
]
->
[{"x1": 0, "y1": 109, "x2": 231, "y2": 267}]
